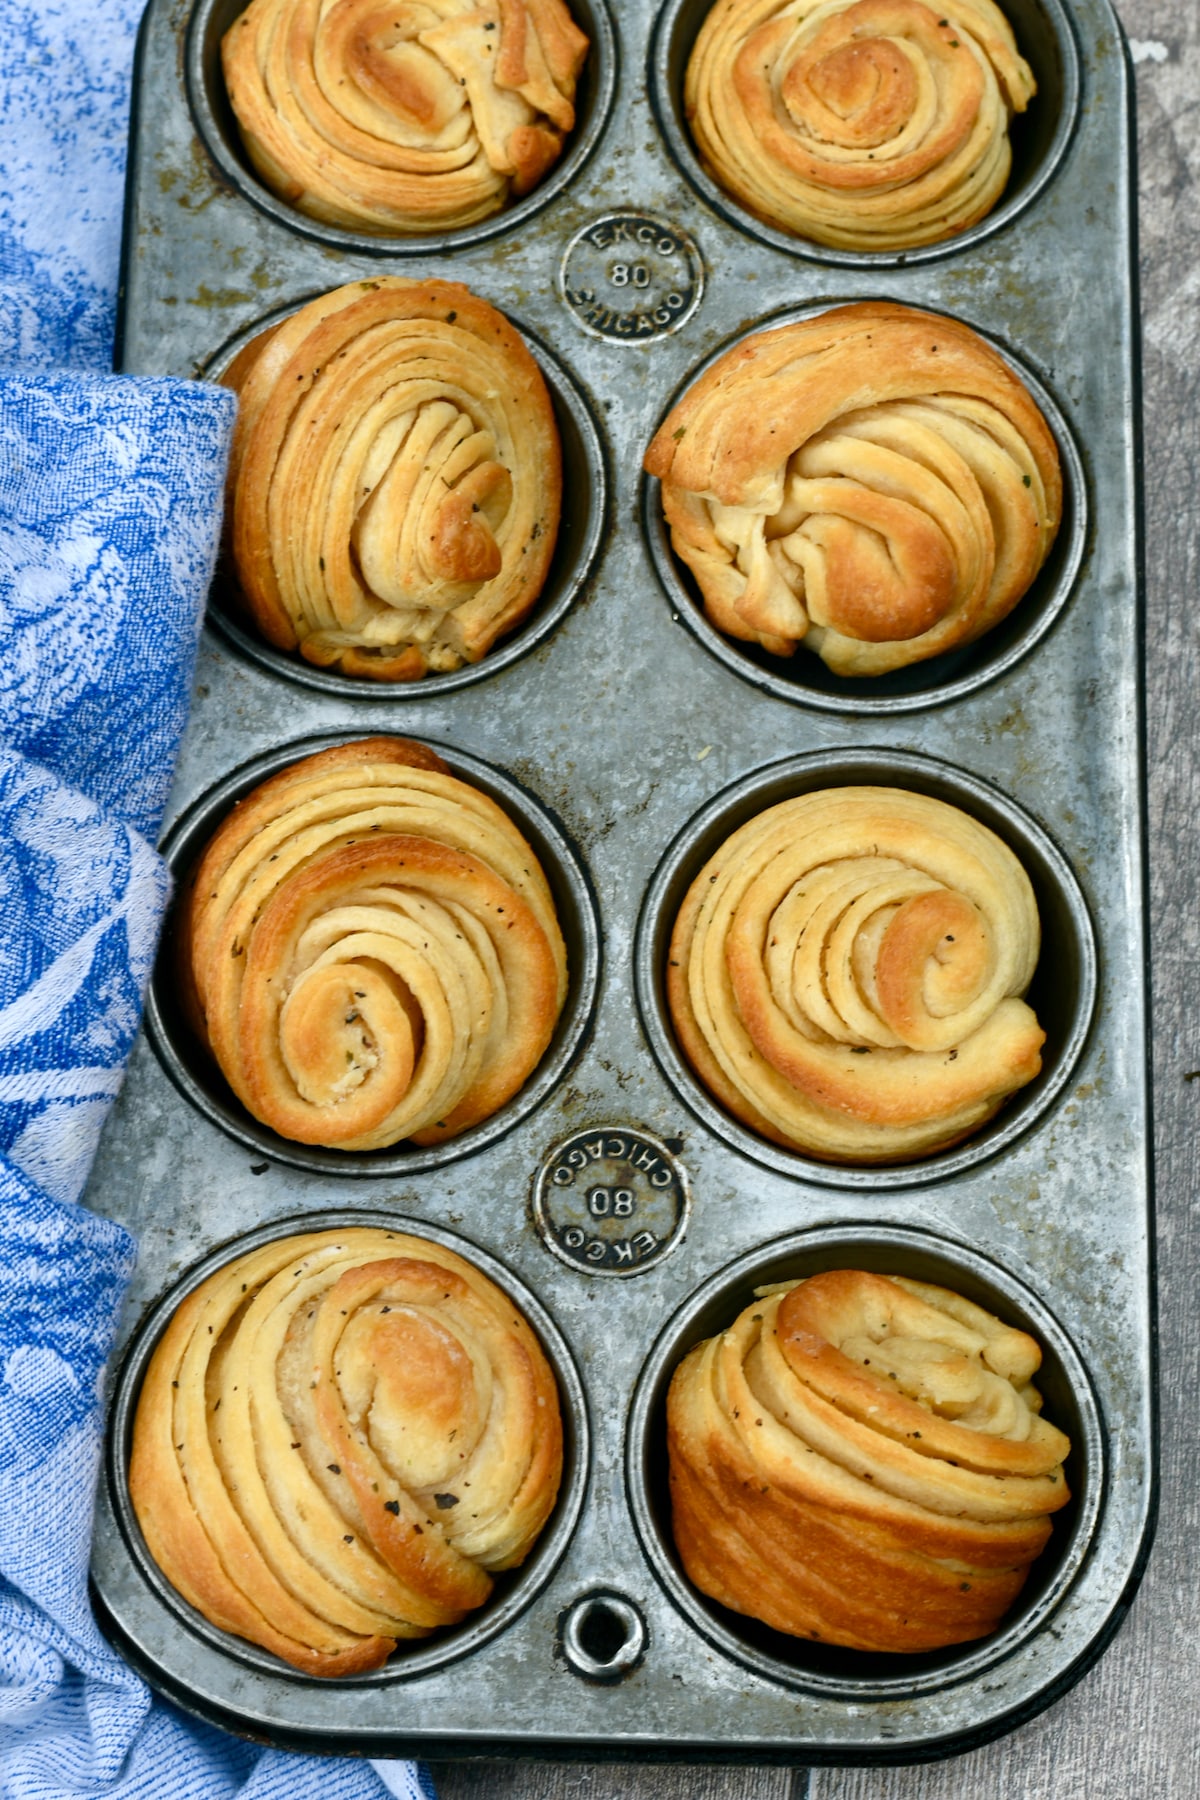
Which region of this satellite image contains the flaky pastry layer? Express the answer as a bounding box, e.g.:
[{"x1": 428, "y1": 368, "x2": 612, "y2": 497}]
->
[
  {"x1": 178, "y1": 736, "x2": 568, "y2": 1150},
  {"x1": 667, "y1": 1269, "x2": 1071, "y2": 1652},
  {"x1": 223, "y1": 278, "x2": 561, "y2": 681},
  {"x1": 685, "y1": 0, "x2": 1035, "y2": 252},
  {"x1": 130, "y1": 1226, "x2": 563, "y2": 1674},
  {"x1": 223, "y1": 0, "x2": 588, "y2": 234},
  {"x1": 666, "y1": 784, "x2": 1044, "y2": 1162},
  {"x1": 646, "y1": 302, "x2": 1061, "y2": 678}
]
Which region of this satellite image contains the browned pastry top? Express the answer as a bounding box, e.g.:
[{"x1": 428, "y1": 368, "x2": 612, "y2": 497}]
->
[
  {"x1": 130, "y1": 1227, "x2": 564, "y2": 1674},
  {"x1": 222, "y1": 0, "x2": 589, "y2": 234},
  {"x1": 665, "y1": 784, "x2": 1044, "y2": 1162},
  {"x1": 645, "y1": 302, "x2": 1062, "y2": 678},
  {"x1": 222, "y1": 278, "x2": 562, "y2": 682},
  {"x1": 667, "y1": 1269, "x2": 1071, "y2": 1653},
  {"x1": 179, "y1": 736, "x2": 568, "y2": 1150},
  {"x1": 685, "y1": 0, "x2": 1035, "y2": 252}
]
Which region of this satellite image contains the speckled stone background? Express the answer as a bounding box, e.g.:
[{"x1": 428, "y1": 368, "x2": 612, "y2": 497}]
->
[{"x1": 431, "y1": 4, "x2": 1200, "y2": 1795}]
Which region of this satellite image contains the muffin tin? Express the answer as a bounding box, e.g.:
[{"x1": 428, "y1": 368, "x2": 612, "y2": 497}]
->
[{"x1": 91, "y1": 0, "x2": 1152, "y2": 1765}]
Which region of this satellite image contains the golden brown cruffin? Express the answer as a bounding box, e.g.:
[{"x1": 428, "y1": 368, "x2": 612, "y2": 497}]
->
[
  {"x1": 129, "y1": 1225, "x2": 564, "y2": 1675},
  {"x1": 667, "y1": 1269, "x2": 1071, "y2": 1653},
  {"x1": 222, "y1": 0, "x2": 589, "y2": 234},
  {"x1": 666, "y1": 785, "x2": 1045, "y2": 1162},
  {"x1": 221, "y1": 278, "x2": 562, "y2": 682},
  {"x1": 684, "y1": 0, "x2": 1035, "y2": 252},
  {"x1": 177, "y1": 736, "x2": 568, "y2": 1150},
  {"x1": 645, "y1": 302, "x2": 1062, "y2": 678}
]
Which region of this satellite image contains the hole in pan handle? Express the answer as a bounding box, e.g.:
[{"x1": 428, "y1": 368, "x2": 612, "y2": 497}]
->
[{"x1": 559, "y1": 1592, "x2": 647, "y2": 1682}]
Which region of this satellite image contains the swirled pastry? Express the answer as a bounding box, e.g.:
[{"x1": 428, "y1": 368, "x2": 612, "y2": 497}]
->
[
  {"x1": 645, "y1": 302, "x2": 1062, "y2": 677},
  {"x1": 222, "y1": 0, "x2": 588, "y2": 234},
  {"x1": 684, "y1": 0, "x2": 1035, "y2": 251},
  {"x1": 178, "y1": 736, "x2": 568, "y2": 1150},
  {"x1": 667, "y1": 1270, "x2": 1071, "y2": 1652},
  {"x1": 130, "y1": 1226, "x2": 563, "y2": 1674},
  {"x1": 666, "y1": 785, "x2": 1044, "y2": 1162},
  {"x1": 222, "y1": 278, "x2": 561, "y2": 681}
]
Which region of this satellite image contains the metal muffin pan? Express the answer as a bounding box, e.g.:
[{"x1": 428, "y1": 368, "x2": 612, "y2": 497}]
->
[
  {"x1": 93, "y1": 0, "x2": 1151, "y2": 1764},
  {"x1": 201, "y1": 305, "x2": 610, "y2": 699},
  {"x1": 642, "y1": 305, "x2": 1089, "y2": 714}
]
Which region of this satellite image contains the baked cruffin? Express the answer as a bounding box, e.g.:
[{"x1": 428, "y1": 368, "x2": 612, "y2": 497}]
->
[
  {"x1": 222, "y1": 0, "x2": 589, "y2": 234},
  {"x1": 130, "y1": 1226, "x2": 564, "y2": 1674},
  {"x1": 667, "y1": 1269, "x2": 1071, "y2": 1652},
  {"x1": 644, "y1": 302, "x2": 1062, "y2": 679},
  {"x1": 177, "y1": 736, "x2": 568, "y2": 1150},
  {"x1": 683, "y1": 0, "x2": 1035, "y2": 252},
  {"x1": 221, "y1": 278, "x2": 562, "y2": 681},
  {"x1": 666, "y1": 785, "x2": 1044, "y2": 1162}
]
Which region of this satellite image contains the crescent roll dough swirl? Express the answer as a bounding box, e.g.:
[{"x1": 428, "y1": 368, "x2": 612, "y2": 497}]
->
[
  {"x1": 130, "y1": 1226, "x2": 564, "y2": 1674},
  {"x1": 222, "y1": 0, "x2": 589, "y2": 233},
  {"x1": 667, "y1": 785, "x2": 1044, "y2": 1162},
  {"x1": 223, "y1": 278, "x2": 561, "y2": 681},
  {"x1": 178, "y1": 737, "x2": 568, "y2": 1150},
  {"x1": 685, "y1": 0, "x2": 1035, "y2": 251},
  {"x1": 667, "y1": 1270, "x2": 1071, "y2": 1652},
  {"x1": 646, "y1": 303, "x2": 1062, "y2": 678}
]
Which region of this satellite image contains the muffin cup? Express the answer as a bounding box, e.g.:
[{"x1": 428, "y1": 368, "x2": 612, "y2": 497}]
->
[
  {"x1": 203, "y1": 301, "x2": 609, "y2": 697},
  {"x1": 641, "y1": 301, "x2": 1088, "y2": 716},
  {"x1": 106, "y1": 1209, "x2": 590, "y2": 1682},
  {"x1": 186, "y1": 0, "x2": 618, "y2": 255},
  {"x1": 647, "y1": 0, "x2": 1082, "y2": 268},
  {"x1": 634, "y1": 747, "x2": 1097, "y2": 1189},
  {"x1": 147, "y1": 732, "x2": 602, "y2": 1174},
  {"x1": 626, "y1": 1221, "x2": 1104, "y2": 1698}
]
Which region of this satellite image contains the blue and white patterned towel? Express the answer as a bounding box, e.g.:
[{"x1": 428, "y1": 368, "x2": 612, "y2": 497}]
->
[{"x1": 0, "y1": 5, "x2": 433, "y2": 1796}]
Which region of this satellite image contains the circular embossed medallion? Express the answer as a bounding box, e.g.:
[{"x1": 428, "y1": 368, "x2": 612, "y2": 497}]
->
[
  {"x1": 533, "y1": 1127, "x2": 690, "y2": 1275},
  {"x1": 559, "y1": 215, "x2": 704, "y2": 343}
]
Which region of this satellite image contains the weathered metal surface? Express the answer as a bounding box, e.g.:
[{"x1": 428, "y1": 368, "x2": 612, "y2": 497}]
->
[{"x1": 88, "y1": 0, "x2": 1152, "y2": 1767}]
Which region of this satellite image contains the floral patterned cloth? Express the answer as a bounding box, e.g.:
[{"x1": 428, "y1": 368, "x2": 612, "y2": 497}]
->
[{"x1": 0, "y1": 6, "x2": 433, "y2": 1797}]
